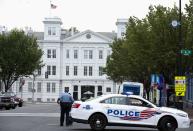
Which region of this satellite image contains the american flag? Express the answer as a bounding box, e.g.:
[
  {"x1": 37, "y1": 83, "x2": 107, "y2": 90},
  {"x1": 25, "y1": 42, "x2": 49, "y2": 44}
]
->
[
  {"x1": 51, "y1": 4, "x2": 57, "y2": 9},
  {"x1": 140, "y1": 108, "x2": 156, "y2": 119}
]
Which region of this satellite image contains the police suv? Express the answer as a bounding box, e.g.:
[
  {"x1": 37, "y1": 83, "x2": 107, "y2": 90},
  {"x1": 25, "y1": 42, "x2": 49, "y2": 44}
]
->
[{"x1": 71, "y1": 94, "x2": 190, "y2": 131}]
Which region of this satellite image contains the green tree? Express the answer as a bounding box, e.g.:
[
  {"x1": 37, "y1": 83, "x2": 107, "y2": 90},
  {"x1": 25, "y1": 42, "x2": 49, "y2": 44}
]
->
[
  {"x1": 106, "y1": 1, "x2": 193, "y2": 96},
  {"x1": 0, "y1": 29, "x2": 43, "y2": 92}
]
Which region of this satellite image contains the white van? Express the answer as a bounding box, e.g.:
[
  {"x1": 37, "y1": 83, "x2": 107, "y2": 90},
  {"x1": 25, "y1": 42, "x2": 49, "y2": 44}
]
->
[{"x1": 118, "y1": 82, "x2": 144, "y2": 97}]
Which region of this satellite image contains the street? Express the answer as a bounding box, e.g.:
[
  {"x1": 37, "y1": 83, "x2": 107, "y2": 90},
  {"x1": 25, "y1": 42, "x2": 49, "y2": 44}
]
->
[{"x1": 0, "y1": 103, "x2": 192, "y2": 131}]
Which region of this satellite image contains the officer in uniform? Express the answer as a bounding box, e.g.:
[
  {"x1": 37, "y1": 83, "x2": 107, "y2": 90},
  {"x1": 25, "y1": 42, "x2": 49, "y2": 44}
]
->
[{"x1": 57, "y1": 88, "x2": 74, "y2": 126}]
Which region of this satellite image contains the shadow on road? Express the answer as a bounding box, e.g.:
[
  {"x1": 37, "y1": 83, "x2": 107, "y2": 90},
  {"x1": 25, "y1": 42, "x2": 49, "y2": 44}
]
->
[{"x1": 71, "y1": 129, "x2": 155, "y2": 131}]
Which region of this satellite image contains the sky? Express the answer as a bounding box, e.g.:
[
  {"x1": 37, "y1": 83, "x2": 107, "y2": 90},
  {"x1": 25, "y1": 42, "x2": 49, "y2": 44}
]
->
[{"x1": 0, "y1": 0, "x2": 191, "y2": 32}]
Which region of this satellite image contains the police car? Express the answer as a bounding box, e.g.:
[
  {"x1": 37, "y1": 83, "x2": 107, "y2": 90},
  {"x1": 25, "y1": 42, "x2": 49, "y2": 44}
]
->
[{"x1": 70, "y1": 94, "x2": 190, "y2": 131}]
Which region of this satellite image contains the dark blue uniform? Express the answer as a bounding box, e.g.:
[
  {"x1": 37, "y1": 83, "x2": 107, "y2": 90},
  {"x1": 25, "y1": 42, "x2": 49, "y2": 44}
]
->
[{"x1": 57, "y1": 91, "x2": 74, "y2": 126}]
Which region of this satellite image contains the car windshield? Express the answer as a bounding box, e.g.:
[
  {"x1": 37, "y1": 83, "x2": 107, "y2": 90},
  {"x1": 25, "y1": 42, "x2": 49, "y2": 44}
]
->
[{"x1": 2, "y1": 92, "x2": 15, "y2": 96}]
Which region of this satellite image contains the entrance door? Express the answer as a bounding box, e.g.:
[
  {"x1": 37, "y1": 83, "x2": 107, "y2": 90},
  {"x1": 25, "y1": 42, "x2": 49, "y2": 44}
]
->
[{"x1": 81, "y1": 86, "x2": 95, "y2": 99}]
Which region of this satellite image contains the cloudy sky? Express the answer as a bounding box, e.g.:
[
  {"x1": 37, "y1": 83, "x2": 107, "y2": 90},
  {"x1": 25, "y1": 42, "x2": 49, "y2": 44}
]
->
[{"x1": 0, "y1": 0, "x2": 190, "y2": 32}]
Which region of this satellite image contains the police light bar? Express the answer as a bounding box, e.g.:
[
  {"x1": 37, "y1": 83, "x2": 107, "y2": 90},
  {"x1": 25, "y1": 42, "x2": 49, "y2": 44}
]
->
[{"x1": 122, "y1": 92, "x2": 133, "y2": 96}]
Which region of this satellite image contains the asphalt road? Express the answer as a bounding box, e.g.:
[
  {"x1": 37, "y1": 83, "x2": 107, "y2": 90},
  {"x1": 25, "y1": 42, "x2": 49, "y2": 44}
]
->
[{"x1": 0, "y1": 103, "x2": 192, "y2": 131}]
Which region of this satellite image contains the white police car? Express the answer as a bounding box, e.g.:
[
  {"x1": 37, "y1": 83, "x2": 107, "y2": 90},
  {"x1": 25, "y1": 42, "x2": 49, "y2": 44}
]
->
[{"x1": 71, "y1": 94, "x2": 190, "y2": 131}]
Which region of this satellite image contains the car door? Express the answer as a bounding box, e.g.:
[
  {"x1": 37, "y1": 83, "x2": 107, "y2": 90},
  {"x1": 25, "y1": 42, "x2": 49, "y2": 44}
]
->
[
  {"x1": 100, "y1": 96, "x2": 131, "y2": 124},
  {"x1": 125, "y1": 97, "x2": 157, "y2": 126}
]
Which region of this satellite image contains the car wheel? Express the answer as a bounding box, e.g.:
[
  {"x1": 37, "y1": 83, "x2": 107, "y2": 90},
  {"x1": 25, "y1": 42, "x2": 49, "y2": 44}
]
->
[
  {"x1": 5, "y1": 107, "x2": 10, "y2": 110},
  {"x1": 158, "y1": 117, "x2": 177, "y2": 131},
  {"x1": 12, "y1": 105, "x2": 16, "y2": 109},
  {"x1": 18, "y1": 102, "x2": 23, "y2": 107},
  {"x1": 89, "y1": 114, "x2": 107, "y2": 131}
]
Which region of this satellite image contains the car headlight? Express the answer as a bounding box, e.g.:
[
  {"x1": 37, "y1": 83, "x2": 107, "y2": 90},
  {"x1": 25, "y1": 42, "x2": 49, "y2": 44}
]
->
[{"x1": 177, "y1": 113, "x2": 188, "y2": 117}]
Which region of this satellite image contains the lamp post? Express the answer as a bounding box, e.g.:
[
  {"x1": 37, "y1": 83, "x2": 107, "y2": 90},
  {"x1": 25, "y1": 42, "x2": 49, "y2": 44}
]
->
[
  {"x1": 0, "y1": 66, "x2": 2, "y2": 92},
  {"x1": 172, "y1": 0, "x2": 183, "y2": 109}
]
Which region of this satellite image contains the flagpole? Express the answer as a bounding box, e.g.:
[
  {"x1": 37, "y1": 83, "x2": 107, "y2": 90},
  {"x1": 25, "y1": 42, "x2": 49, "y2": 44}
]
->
[{"x1": 49, "y1": 0, "x2": 52, "y2": 17}]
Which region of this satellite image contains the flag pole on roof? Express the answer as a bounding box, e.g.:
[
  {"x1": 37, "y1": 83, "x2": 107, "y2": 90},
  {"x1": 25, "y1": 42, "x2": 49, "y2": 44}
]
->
[{"x1": 49, "y1": 0, "x2": 57, "y2": 17}]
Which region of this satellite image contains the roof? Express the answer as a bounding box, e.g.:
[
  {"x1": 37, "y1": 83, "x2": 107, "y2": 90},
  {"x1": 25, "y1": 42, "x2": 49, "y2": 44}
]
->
[{"x1": 32, "y1": 31, "x2": 117, "y2": 41}]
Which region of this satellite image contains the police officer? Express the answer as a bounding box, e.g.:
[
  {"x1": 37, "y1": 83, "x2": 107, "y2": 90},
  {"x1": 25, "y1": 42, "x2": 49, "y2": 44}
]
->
[{"x1": 57, "y1": 88, "x2": 74, "y2": 126}]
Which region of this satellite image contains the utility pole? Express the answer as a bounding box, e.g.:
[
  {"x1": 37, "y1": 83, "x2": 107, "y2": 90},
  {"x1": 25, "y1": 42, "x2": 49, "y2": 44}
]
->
[{"x1": 178, "y1": 0, "x2": 183, "y2": 109}]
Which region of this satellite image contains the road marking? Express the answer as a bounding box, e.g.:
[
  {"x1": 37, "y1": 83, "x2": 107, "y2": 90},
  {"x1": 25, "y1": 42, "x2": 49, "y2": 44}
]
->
[{"x1": 0, "y1": 113, "x2": 60, "y2": 117}]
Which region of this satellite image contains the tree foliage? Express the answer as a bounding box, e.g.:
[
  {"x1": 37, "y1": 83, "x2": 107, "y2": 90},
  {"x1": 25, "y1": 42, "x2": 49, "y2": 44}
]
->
[
  {"x1": 105, "y1": 0, "x2": 193, "y2": 91},
  {"x1": 0, "y1": 29, "x2": 43, "y2": 92}
]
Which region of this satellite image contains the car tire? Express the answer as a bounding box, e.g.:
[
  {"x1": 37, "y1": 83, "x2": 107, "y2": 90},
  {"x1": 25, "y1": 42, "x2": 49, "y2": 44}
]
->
[
  {"x1": 18, "y1": 102, "x2": 23, "y2": 107},
  {"x1": 158, "y1": 117, "x2": 177, "y2": 131},
  {"x1": 12, "y1": 105, "x2": 16, "y2": 109},
  {"x1": 5, "y1": 107, "x2": 10, "y2": 110},
  {"x1": 89, "y1": 114, "x2": 107, "y2": 131}
]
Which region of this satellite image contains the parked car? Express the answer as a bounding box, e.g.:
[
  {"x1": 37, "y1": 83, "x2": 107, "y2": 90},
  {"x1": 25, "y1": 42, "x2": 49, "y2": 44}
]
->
[
  {"x1": 1, "y1": 92, "x2": 23, "y2": 107},
  {"x1": 0, "y1": 92, "x2": 18, "y2": 110}
]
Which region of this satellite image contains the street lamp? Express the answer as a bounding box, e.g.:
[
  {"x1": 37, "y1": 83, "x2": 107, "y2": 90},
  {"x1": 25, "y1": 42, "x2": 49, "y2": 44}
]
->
[
  {"x1": 171, "y1": 0, "x2": 183, "y2": 109},
  {"x1": 0, "y1": 66, "x2": 2, "y2": 92}
]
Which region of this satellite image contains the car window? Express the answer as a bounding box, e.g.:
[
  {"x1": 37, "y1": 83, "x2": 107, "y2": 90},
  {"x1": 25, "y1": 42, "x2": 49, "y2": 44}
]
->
[
  {"x1": 128, "y1": 98, "x2": 152, "y2": 107},
  {"x1": 101, "y1": 97, "x2": 127, "y2": 105}
]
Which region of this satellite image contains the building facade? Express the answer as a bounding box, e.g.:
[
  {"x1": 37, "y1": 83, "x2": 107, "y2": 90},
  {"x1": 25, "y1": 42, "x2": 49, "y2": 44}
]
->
[{"x1": 9, "y1": 17, "x2": 127, "y2": 102}]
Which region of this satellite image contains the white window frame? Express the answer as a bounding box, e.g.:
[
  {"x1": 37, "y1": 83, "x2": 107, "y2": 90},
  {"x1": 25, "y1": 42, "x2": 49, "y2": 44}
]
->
[
  {"x1": 89, "y1": 66, "x2": 92, "y2": 76},
  {"x1": 74, "y1": 66, "x2": 78, "y2": 76},
  {"x1": 66, "y1": 66, "x2": 69, "y2": 76},
  {"x1": 52, "y1": 66, "x2": 56, "y2": 75},
  {"x1": 99, "y1": 50, "x2": 103, "y2": 59},
  {"x1": 66, "y1": 49, "x2": 70, "y2": 59},
  {"x1": 99, "y1": 66, "x2": 103, "y2": 76},
  {"x1": 84, "y1": 66, "x2": 87, "y2": 76},
  {"x1": 74, "y1": 49, "x2": 78, "y2": 59}
]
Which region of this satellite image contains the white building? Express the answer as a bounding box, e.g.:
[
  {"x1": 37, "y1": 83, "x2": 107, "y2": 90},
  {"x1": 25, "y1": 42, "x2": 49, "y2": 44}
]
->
[{"x1": 10, "y1": 17, "x2": 127, "y2": 102}]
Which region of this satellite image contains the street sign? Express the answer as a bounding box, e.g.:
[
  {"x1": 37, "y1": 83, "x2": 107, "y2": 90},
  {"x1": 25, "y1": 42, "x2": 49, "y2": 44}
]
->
[
  {"x1": 180, "y1": 49, "x2": 192, "y2": 56},
  {"x1": 175, "y1": 76, "x2": 186, "y2": 92},
  {"x1": 176, "y1": 91, "x2": 185, "y2": 96}
]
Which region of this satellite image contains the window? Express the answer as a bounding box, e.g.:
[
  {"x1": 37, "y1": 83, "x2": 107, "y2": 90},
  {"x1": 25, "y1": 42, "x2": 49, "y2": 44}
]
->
[
  {"x1": 52, "y1": 83, "x2": 56, "y2": 93},
  {"x1": 64, "y1": 87, "x2": 69, "y2": 92},
  {"x1": 28, "y1": 82, "x2": 32, "y2": 92},
  {"x1": 74, "y1": 66, "x2": 78, "y2": 76},
  {"x1": 37, "y1": 68, "x2": 41, "y2": 75},
  {"x1": 128, "y1": 98, "x2": 151, "y2": 107},
  {"x1": 52, "y1": 98, "x2": 55, "y2": 102},
  {"x1": 48, "y1": 27, "x2": 56, "y2": 36},
  {"x1": 52, "y1": 49, "x2": 56, "y2": 58},
  {"x1": 99, "y1": 50, "x2": 103, "y2": 59},
  {"x1": 99, "y1": 66, "x2": 103, "y2": 76},
  {"x1": 28, "y1": 98, "x2": 32, "y2": 102},
  {"x1": 84, "y1": 66, "x2": 87, "y2": 76},
  {"x1": 37, "y1": 98, "x2": 42, "y2": 102},
  {"x1": 47, "y1": 98, "x2": 50, "y2": 102},
  {"x1": 37, "y1": 82, "x2": 41, "y2": 93},
  {"x1": 74, "y1": 85, "x2": 78, "y2": 91},
  {"x1": 84, "y1": 50, "x2": 88, "y2": 59},
  {"x1": 66, "y1": 49, "x2": 70, "y2": 58},
  {"x1": 89, "y1": 66, "x2": 92, "y2": 76},
  {"x1": 84, "y1": 50, "x2": 93, "y2": 59},
  {"x1": 47, "y1": 66, "x2": 51, "y2": 75},
  {"x1": 74, "y1": 50, "x2": 78, "y2": 59},
  {"x1": 66, "y1": 66, "x2": 69, "y2": 76},
  {"x1": 101, "y1": 97, "x2": 127, "y2": 105},
  {"x1": 97, "y1": 86, "x2": 102, "y2": 96},
  {"x1": 106, "y1": 87, "x2": 111, "y2": 92},
  {"x1": 47, "y1": 83, "x2": 51, "y2": 93},
  {"x1": 48, "y1": 27, "x2": 51, "y2": 35},
  {"x1": 47, "y1": 49, "x2": 51, "y2": 58},
  {"x1": 89, "y1": 50, "x2": 93, "y2": 59},
  {"x1": 73, "y1": 85, "x2": 78, "y2": 100},
  {"x1": 52, "y1": 66, "x2": 56, "y2": 75},
  {"x1": 47, "y1": 49, "x2": 56, "y2": 58}
]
